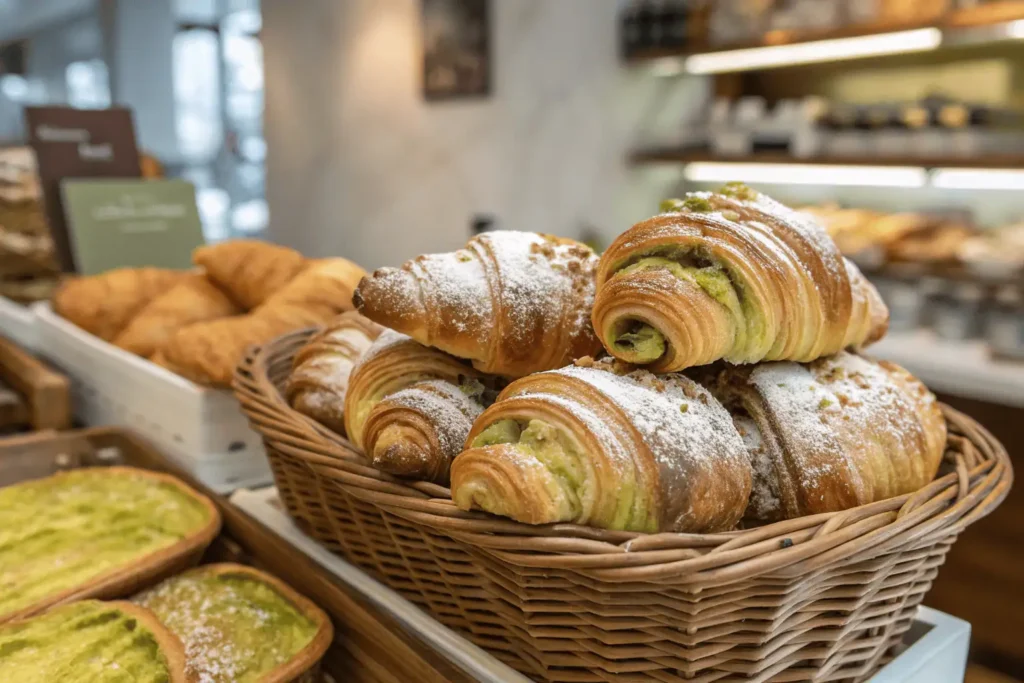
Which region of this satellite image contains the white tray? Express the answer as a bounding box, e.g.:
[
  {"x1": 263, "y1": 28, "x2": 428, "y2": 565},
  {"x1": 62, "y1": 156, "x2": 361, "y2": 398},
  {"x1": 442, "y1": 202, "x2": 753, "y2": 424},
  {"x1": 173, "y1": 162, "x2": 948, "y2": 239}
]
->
[
  {"x1": 33, "y1": 302, "x2": 270, "y2": 493},
  {"x1": 231, "y1": 486, "x2": 971, "y2": 683},
  {"x1": 0, "y1": 295, "x2": 39, "y2": 352}
]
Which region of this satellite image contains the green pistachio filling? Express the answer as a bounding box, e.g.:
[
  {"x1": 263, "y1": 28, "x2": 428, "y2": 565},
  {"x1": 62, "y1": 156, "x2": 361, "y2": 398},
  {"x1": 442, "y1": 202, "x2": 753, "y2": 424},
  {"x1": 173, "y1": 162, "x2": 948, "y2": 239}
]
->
[
  {"x1": 136, "y1": 570, "x2": 318, "y2": 683},
  {"x1": 472, "y1": 419, "x2": 653, "y2": 531},
  {"x1": 0, "y1": 470, "x2": 211, "y2": 621},
  {"x1": 612, "y1": 251, "x2": 768, "y2": 362},
  {"x1": 0, "y1": 601, "x2": 173, "y2": 683}
]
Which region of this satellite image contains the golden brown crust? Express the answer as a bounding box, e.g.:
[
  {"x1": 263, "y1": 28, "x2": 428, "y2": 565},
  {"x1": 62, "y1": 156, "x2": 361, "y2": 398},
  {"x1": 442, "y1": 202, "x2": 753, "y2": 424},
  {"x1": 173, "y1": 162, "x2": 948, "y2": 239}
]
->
[
  {"x1": 343, "y1": 330, "x2": 479, "y2": 451},
  {"x1": 709, "y1": 352, "x2": 946, "y2": 521},
  {"x1": 1, "y1": 466, "x2": 221, "y2": 625},
  {"x1": 263, "y1": 257, "x2": 367, "y2": 315},
  {"x1": 164, "y1": 304, "x2": 333, "y2": 387},
  {"x1": 592, "y1": 187, "x2": 889, "y2": 371},
  {"x1": 363, "y1": 379, "x2": 486, "y2": 485},
  {"x1": 113, "y1": 274, "x2": 241, "y2": 357},
  {"x1": 286, "y1": 311, "x2": 384, "y2": 434},
  {"x1": 52, "y1": 267, "x2": 188, "y2": 341},
  {"x1": 193, "y1": 240, "x2": 306, "y2": 310},
  {"x1": 354, "y1": 231, "x2": 602, "y2": 378},
  {"x1": 452, "y1": 361, "x2": 753, "y2": 533}
]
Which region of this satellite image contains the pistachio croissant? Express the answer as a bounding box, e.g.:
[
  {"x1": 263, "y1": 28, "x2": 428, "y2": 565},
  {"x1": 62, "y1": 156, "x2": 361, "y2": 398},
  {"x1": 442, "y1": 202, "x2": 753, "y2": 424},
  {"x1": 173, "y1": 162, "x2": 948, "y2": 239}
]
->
[
  {"x1": 354, "y1": 231, "x2": 602, "y2": 378},
  {"x1": 592, "y1": 184, "x2": 889, "y2": 372},
  {"x1": 452, "y1": 357, "x2": 752, "y2": 533}
]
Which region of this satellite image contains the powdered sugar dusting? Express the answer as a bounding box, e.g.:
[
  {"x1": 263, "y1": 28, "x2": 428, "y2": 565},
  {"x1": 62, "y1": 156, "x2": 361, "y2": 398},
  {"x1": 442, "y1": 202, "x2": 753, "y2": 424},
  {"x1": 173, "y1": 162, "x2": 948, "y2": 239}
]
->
[
  {"x1": 746, "y1": 351, "x2": 931, "y2": 508},
  {"x1": 732, "y1": 413, "x2": 780, "y2": 519},
  {"x1": 382, "y1": 379, "x2": 485, "y2": 457},
  {"x1": 352, "y1": 328, "x2": 411, "y2": 370},
  {"x1": 555, "y1": 359, "x2": 749, "y2": 529},
  {"x1": 135, "y1": 571, "x2": 317, "y2": 683}
]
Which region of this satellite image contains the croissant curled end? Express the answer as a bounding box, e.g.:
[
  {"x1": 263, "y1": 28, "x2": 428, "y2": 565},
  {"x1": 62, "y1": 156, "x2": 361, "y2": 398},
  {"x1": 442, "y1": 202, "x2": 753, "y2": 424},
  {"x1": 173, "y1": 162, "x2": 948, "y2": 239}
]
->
[
  {"x1": 451, "y1": 444, "x2": 575, "y2": 526},
  {"x1": 368, "y1": 420, "x2": 446, "y2": 484}
]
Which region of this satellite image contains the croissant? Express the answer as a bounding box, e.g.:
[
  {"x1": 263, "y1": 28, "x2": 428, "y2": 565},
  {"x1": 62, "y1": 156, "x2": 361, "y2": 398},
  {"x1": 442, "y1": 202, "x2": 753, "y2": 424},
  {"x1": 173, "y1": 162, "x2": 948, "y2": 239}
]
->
[
  {"x1": 112, "y1": 274, "x2": 240, "y2": 357},
  {"x1": 193, "y1": 239, "x2": 306, "y2": 310},
  {"x1": 363, "y1": 379, "x2": 492, "y2": 484},
  {"x1": 451, "y1": 358, "x2": 752, "y2": 533},
  {"x1": 286, "y1": 311, "x2": 383, "y2": 434},
  {"x1": 707, "y1": 351, "x2": 946, "y2": 521},
  {"x1": 343, "y1": 330, "x2": 481, "y2": 451},
  {"x1": 264, "y1": 257, "x2": 367, "y2": 316},
  {"x1": 163, "y1": 304, "x2": 333, "y2": 386},
  {"x1": 354, "y1": 231, "x2": 602, "y2": 378},
  {"x1": 53, "y1": 267, "x2": 187, "y2": 341},
  {"x1": 592, "y1": 184, "x2": 889, "y2": 372}
]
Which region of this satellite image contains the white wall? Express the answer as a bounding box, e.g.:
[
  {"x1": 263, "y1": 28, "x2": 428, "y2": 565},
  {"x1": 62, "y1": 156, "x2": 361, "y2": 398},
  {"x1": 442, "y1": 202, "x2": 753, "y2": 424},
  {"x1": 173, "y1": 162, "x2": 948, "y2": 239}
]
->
[{"x1": 262, "y1": 0, "x2": 706, "y2": 268}]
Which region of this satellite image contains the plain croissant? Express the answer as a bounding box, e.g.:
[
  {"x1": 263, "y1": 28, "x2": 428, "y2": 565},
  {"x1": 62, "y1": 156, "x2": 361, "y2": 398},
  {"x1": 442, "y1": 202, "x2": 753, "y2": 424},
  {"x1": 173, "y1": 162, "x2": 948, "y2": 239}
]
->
[
  {"x1": 354, "y1": 231, "x2": 602, "y2": 378},
  {"x1": 113, "y1": 274, "x2": 240, "y2": 357},
  {"x1": 53, "y1": 268, "x2": 188, "y2": 341},
  {"x1": 592, "y1": 184, "x2": 889, "y2": 372},
  {"x1": 193, "y1": 239, "x2": 306, "y2": 310}
]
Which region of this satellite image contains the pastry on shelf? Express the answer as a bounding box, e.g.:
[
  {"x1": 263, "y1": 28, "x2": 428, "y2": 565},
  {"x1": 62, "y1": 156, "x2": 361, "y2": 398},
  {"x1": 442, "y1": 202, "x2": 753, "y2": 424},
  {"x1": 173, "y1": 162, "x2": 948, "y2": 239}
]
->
[
  {"x1": 113, "y1": 273, "x2": 241, "y2": 357},
  {"x1": 287, "y1": 311, "x2": 383, "y2": 435},
  {"x1": 134, "y1": 563, "x2": 332, "y2": 683},
  {"x1": 451, "y1": 356, "x2": 752, "y2": 532},
  {"x1": 162, "y1": 303, "x2": 335, "y2": 387},
  {"x1": 264, "y1": 257, "x2": 367, "y2": 317},
  {"x1": 886, "y1": 221, "x2": 975, "y2": 265},
  {"x1": 0, "y1": 467, "x2": 219, "y2": 624},
  {"x1": 592, "y1": 185, "x2": 889, "y2": 372},
  {"x1": 193, "y1": 239, "x2": 307, "y2": 310},
  {"x1": 0, "y1": 600, "x2": 189, "y2": 683},
  {"x1": 451, "y1": 352, "x2": 945, "y2": 531},
  {"x1": 958, "y1": 221, "x2": 1024, "y2": 279},
  {"x1": 52, "y1": 267, "x2": 189, "y2": 341},
  {"x1": 354, "y1": 231, "x2": 602, "y2": 378}
]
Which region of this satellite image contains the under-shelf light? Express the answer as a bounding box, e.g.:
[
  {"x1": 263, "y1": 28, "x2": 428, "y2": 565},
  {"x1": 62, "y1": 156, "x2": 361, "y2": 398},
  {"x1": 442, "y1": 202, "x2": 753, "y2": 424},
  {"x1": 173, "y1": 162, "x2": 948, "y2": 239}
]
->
[
  {"x1": 931, "y1": 168, "x2": 1024, "y2": 190},
  {"x1": 684, "y1": 28, "x2": 942, "y2": 74},
  {"x1": 683, "y1": 162, "x2": 928, "y2": 188}
]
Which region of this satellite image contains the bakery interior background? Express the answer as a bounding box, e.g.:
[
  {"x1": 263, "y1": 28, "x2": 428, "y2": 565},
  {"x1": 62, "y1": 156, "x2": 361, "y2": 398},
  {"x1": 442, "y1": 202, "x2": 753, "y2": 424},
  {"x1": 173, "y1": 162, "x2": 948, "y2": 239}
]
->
[{"x1": 3, "y1": 0, "x2": 1024, "y2": 681}]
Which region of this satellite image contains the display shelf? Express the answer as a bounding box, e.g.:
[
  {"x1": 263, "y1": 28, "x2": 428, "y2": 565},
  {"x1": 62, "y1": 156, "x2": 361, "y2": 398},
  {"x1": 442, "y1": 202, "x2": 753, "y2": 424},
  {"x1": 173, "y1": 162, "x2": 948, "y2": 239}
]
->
[
  {"x1": 627, "y1": 5, "x2": 1024, "y2": 73},
  {"x1": 628, "y1": 150, "x2": 1024, "y2": 170},
  {"x1": 869, "y1": 330, "x2": 1024, "y2": 408}
]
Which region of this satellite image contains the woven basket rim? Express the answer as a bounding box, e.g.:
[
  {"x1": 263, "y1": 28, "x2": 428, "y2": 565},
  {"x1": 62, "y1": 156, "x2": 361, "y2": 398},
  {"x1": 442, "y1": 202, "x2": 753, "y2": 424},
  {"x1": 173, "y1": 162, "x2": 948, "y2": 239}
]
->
[
  {"x1": 235, "y1": 328, "x2": 1013, "y2": 583},
  {"x1": 0, "y1": 466, "x2": 223, "y2": 624}
]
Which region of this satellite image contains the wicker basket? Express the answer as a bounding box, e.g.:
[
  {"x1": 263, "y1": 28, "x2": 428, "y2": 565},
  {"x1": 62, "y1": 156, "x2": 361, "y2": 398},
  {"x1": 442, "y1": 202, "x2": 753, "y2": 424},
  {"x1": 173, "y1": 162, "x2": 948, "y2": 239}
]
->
[{"x1": 235, "y1": 329, "x2": 1013, "y2": 683}]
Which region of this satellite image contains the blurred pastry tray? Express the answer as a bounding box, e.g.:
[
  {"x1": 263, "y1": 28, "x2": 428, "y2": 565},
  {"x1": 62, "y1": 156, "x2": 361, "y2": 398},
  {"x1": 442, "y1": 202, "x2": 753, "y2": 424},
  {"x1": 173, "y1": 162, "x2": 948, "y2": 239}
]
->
[
  {"x1": 231, "y1": 485, "x2": 971, "y2": 683},
  {"x1": 0, "y1": 427, "x2": 526, "y2": 683},
  {"x1": 0, "y1": 294, "x2": 39, "y2": 351},
  {"x1": 32, "y1": 302, "x2": 269, "y2": 492}
]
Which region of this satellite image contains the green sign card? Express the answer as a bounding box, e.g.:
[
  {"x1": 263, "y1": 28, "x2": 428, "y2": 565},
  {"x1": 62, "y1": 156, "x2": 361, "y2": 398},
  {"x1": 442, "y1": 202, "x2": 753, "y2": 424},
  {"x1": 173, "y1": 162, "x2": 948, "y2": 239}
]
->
[{"x1": 60, "y1": 179, "x2": 205, "y2": 275}]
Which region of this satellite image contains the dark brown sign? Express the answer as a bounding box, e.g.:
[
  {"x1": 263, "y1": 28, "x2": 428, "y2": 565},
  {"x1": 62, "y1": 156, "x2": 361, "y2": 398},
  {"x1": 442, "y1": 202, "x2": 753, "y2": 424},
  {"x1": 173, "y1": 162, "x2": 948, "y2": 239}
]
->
[{"x1": 25, "y1": 106, "x2": 143, "y2": 272}]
